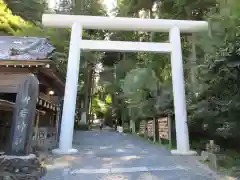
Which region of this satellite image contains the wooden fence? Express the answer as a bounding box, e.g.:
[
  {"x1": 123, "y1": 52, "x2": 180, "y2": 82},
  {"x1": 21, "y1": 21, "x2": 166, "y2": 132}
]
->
[{"x1": 32, "y1": 127, "x2": 58, "y2": 150}]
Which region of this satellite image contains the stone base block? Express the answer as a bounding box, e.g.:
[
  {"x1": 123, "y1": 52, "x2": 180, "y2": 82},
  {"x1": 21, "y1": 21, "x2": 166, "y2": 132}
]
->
[
  {"x1": 52, "y1": 148, "x2": 78, "y2": 155},
  {"x1": 171, "y1": 149, "x2": 197, "y2": 156}
]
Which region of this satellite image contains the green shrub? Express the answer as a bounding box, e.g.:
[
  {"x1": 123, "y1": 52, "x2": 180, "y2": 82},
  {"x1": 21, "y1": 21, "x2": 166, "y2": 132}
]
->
[
  {"x1": 75, "y1": 124, "x2": 89, "y2": 131},
  {"x1": 123, "y1": 128, "x2": 130, "y2": 133}
]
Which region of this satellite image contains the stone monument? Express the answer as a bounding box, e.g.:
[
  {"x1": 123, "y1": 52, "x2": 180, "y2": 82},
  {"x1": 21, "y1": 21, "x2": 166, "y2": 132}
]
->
[{"x1": 0, "y1": 74, "x2": 46, "y2": 179}]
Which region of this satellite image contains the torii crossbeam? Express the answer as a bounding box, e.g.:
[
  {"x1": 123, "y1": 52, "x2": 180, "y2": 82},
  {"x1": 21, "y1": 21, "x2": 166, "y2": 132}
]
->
[{"x1": 42, "y1": 14, "x2": 208, "y2": 155}]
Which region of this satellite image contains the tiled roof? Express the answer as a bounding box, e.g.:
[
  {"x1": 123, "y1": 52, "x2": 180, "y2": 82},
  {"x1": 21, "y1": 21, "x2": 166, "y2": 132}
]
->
[{"x1": 0, "y1": 36, "x2": 55, "y2": 60}]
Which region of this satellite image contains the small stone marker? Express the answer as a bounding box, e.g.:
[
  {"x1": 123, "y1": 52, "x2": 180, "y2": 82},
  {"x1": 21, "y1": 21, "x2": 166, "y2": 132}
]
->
[
  {"x1": 200, "y1": 151, "x2": 209, "y2": 161},
  {"x1": 206, "y1": 140, "x2": 220, "y2": 154},
  {"x1": 200, "y1": 140, "x2": 225, "y2": 169}
]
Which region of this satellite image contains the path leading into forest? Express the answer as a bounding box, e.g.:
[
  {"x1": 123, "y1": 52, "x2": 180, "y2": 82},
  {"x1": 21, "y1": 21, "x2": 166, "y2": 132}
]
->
[{"x1": 41, "y1": 129, "x2": 221, "y2": 180}]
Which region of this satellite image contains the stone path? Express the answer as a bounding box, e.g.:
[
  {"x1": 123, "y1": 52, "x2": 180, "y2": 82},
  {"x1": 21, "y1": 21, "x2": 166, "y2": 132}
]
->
[{"x1": 41, "y1": 130, "x2": 221, "y2": 180}]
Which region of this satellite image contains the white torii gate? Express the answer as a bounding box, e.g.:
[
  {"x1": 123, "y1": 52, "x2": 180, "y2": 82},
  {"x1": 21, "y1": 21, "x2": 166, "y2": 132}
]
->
[{"x1": 42, "y1": 14, "x2": 208, "y2": 155}]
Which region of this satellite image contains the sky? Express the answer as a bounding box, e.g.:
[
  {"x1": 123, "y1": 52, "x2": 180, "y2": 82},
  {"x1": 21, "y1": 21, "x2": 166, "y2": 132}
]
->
[
  {"x1": 48, "y1": 0, "x2": 116, "y2": 13},
  {"x1": 103, "y1": 0, "x2": 116, "y2": 11},
  {"x1": 48, "y1": 0, "x2": 56, "y2": 9}
]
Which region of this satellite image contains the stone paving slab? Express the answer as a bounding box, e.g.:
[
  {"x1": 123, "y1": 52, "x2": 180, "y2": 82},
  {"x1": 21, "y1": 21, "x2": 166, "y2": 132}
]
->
[
  {"x1": 44, "y1": 152, "x2": 206, "y2": 170},
  {"x1": 42, "y1": 169, "x2": 216, "y2": 180},
  {"x1": 41, "y1": 130, "x2": 221, "y2": 180},
  {"x1": 69, "y1": 166, "x2": 189, "y2": 174}
]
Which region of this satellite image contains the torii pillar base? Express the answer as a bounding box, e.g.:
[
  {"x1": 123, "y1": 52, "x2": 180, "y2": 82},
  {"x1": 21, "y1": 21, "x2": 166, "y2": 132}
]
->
[
  {"x1": 52, "y1": 148, "x2": 78, "y2": 155},
  {"x1": 171, "y1": 150, "x2": 197, "y2": 156}
]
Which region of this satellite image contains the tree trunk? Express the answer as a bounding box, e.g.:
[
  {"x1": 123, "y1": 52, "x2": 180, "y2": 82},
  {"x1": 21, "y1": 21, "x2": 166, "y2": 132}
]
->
[
  {"x1": 88, "y1": 69, "x2": 95, "y2": 124},
  {"x1": 189, "y1": 34, "x2": 197, "y2": 91},
  {"x1": 82, "y1": 63, "x2": 94, "y2": 124}
]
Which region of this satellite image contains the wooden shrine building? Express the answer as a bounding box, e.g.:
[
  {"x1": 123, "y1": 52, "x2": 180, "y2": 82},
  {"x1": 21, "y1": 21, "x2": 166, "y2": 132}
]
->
[{"x1": 0, "y1": 36, "x2": 65, "y2": 152}]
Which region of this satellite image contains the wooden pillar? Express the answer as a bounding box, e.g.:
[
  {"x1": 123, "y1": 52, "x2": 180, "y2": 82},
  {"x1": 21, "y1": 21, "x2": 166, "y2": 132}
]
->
[
  {"x1": 57, "y1": 105, "x2": 62, "y2": 141},
  {"x1": 153, "y1": 118, "x2": 156, "y2": 143},
  {"x1": 52, "y1": 114, "x2": 55, "y2": 127},
  {"x1": 50, "y1": 113, "x2": 53, "y2": 127},
  {"x1": 55, "y1": 108, "x2": 60, "y2": 142},
  {"x1": 168, "y1": 114, "x2": 172, "y2": 150},
  {"x1": 144, "y1": 120, "x2": 148, "y2": 139},
  {"x1": 35, "y1": 112, "x2": 40, "y2": 147}
]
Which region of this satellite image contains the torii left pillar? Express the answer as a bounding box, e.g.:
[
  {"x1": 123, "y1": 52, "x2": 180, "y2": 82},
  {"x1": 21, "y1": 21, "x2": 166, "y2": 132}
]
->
[{"x1": 52, "y1": 22, "x2": 82, "y2": 154}]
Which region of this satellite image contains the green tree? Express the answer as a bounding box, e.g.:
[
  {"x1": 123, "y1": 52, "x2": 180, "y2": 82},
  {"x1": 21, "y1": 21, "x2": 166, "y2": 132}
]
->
[
  {"x1": 4, "y1": 0, "x2": 47, "y2": 22},
  {"x1": 188, "y1": 0, "x2": 240, "y2": 145},
  {"x1": 0, "y1": 0, "x2": 32, "y2": 35}
]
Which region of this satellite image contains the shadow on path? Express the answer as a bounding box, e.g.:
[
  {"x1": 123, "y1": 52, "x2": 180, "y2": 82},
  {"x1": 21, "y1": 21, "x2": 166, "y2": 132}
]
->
[{"x1": 41, "y1": 130, "x2": 221, "y2": 180}]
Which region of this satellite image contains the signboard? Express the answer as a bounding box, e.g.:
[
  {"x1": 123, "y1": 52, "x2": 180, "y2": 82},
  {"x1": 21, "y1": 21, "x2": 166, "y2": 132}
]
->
[
  {"x1": 147, "y1": 120, "x2": 153, "y2": 137},
  {"x1": 7, "y1": 74, "x2": 39, "y2": 155},
  {"x1": 139, "y1": 120, "x2": 145, "y2": 135},
  {"x1": 158, "y1": 117, "x2": 171, "y2": 140}
]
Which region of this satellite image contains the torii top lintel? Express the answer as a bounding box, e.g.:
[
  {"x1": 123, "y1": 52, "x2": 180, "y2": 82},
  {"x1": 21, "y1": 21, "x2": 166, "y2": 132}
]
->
[{"x1": 42, "y1": 14, "x2": 208, "y2": 33}]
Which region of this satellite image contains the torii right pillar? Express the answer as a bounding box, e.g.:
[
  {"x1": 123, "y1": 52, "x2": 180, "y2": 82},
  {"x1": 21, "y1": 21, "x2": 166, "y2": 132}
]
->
[{"x1": 169, "y1": 27, "x2": 196, "y2": 155}]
